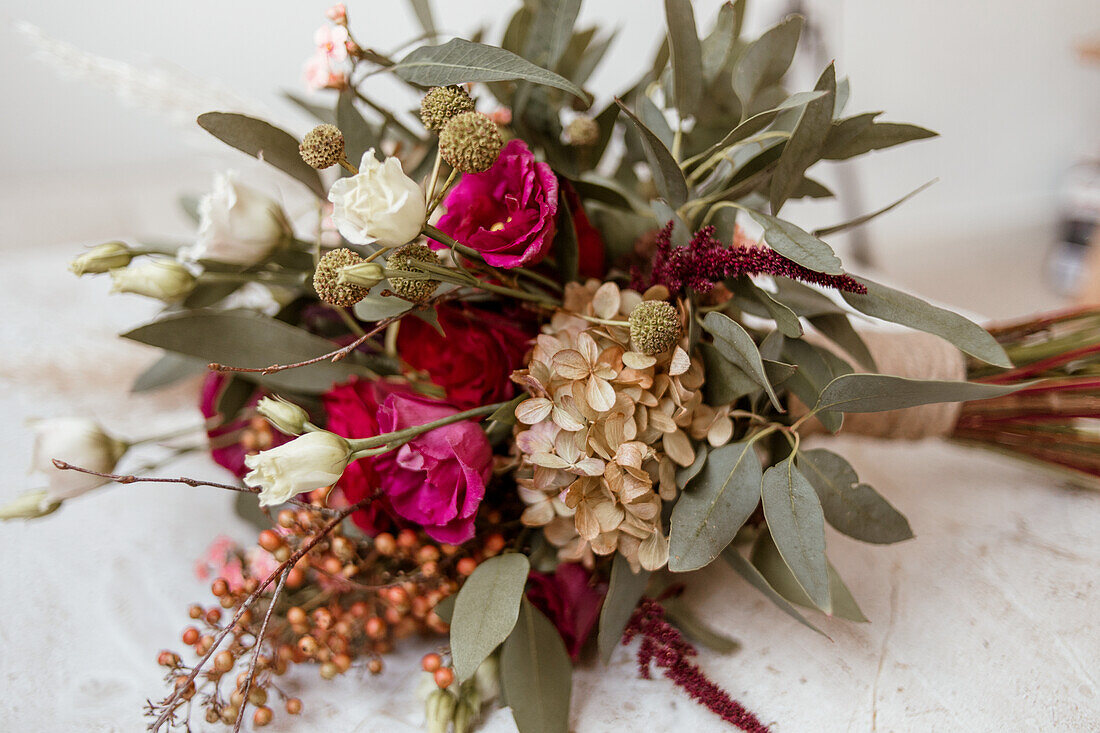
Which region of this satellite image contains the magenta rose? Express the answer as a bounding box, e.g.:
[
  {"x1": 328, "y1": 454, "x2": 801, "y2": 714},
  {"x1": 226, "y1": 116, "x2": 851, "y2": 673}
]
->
[
  {"x1": 374, "y1": 393, "x2": 493, "y2": 544},
  {"x1": 432, "y1": 139, "x2": 559, "y2": 268}
]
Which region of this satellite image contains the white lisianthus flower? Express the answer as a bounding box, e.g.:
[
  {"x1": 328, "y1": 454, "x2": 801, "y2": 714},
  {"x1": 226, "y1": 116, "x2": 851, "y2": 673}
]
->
[
  {"x1": 256, "y1": 396, "x2": 311, "y2": 436},
  {"x1": 69, "y1": 241, "x2": 133, "y2": 276},
  {"x1": 109, "y1": 259, "x2": 196, "y2": 302},
  {"x1": 244, "y1": 431, "x2": 352, "y2": 506},
  {"x1": 0, "y1": 490, "x2": 60, "y2": 520},
  {"x1": 328, "y1": 150, "x2": 426, "y2": 247},
  {"x1": 181, "y1": 172, "x2": 292, "y2": 265},
  {"x1": 29, "y1": 417, "x2": 128, "y2": 502}
]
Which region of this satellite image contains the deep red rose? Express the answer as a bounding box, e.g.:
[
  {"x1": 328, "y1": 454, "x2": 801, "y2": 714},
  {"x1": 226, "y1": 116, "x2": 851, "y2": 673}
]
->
[
  {"x1": 561, "y1": 180, "x2": 606, "y2": 279},
  {"x1": 396, "y1": 304, "x2": 534, "y2": 410},
  {"x1": 527, "y1": 563, "x2": 608, "y2": 660}
]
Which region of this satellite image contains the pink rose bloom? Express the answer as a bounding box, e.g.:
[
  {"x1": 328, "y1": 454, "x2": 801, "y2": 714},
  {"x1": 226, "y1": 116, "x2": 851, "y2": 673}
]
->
[
  {"x1": 433, "y1": 139, "x2": 559, "y2": 268},
  {"x1": 374, "y1": 393, "x2": 492, "y2": 544},
  {"x1": 527, "y1": 563, "x2": 607, "y2": 660}
]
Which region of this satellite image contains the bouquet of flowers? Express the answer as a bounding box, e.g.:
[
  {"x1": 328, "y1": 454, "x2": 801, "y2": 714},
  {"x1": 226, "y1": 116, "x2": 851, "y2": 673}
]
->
[{"x1": 12, "y1": 1, "x2": 1095, "y2": 731}]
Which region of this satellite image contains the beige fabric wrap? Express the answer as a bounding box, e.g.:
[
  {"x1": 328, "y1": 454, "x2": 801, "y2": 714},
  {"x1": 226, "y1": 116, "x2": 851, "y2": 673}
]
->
[{"x1": 791, "y1": 330, "x2": 967, "y2": 440}]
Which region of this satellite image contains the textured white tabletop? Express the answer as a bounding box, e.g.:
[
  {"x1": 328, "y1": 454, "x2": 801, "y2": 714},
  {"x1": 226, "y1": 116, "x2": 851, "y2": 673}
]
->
[{"x1": 1, "y1": 244, "x2": 1097, "y2": 732}]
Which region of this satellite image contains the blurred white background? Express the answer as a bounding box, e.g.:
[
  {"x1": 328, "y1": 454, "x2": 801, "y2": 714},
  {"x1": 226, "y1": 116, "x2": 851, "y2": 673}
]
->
[{"x1": 0, "y1": 0, "x2": 1097, "y2": 316}]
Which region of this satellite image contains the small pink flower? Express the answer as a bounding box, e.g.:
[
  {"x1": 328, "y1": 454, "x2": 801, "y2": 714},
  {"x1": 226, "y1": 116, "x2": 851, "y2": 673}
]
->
[
  {"x1": 326, "y1": 3, "x2": 347, "y2": 24},
  {"x1": 489, "y1": 107, "x2": 513, "y2": 125},
  {"x1": 303, "y1": 50, "x2": 348, "y2": 91},
  {"x1": 195, "y1": 535, "x2": 246, "y2": 592},
  {"x1": 314, "y1": 25, "x2": 350, "y2": 61}
]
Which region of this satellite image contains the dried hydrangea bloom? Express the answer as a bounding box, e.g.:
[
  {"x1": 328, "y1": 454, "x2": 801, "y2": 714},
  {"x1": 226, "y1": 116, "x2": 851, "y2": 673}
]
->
[{"x1": 511, "y1": 280, "x2": 731, "y2": 572}]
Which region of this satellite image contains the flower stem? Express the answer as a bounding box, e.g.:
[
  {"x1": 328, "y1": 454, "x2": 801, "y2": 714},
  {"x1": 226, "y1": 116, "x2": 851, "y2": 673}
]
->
[
  {"x1": 347, "y1": 401, "x2": 507, "y2": 454},
  {"x1": 422, "y1": 224, "x2": 564, "y2": 294}
]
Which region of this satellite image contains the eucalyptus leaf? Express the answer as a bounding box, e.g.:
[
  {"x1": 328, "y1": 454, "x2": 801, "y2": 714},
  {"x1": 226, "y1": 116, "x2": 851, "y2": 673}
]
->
[
  {"x1": 524, "y1": 0, "x2": 582, "y2": 72},
  {"x1": 638, "y1": 92, "x2": 675, "y2": 150},
  {"x1": 676, "y1": 446, "x2": 708, "y2": 488},
  {"x1": 131, "y1": 352, "x2": 206, "y2": 393},
  {"x1": 598, "y1": 553, "x2": 650, "y2": 663},
  {"x1": 819, "y1": 112, "x2": 878, "y2": 159},
  {"x1": 664, "y1": 0, "x2": 703, "y2": 117},
  {"x1": 450, "y1": 553, "x2": 530, "y2": 681},
  {"x1": 732, "y1": 15, "x2": 803, "y2": 111},
  {"x1": 797, "y1": 448, "x2": 913, "y2": 544},
  {"x1": 695, "y1": 91, "x2": 824, "y2": 163},
  {"x1": 433, "y1": 594, "x2": 456, "y2": 624},
  {"x1": 123, "y1": 310, "x2": 372, "y2": 395},
  {"x1": 722, "y1": 546, "x2": 826, "y2": 635},
  {"x1": 699, "y1": 342, "x2": 759, "y2": 404},
  {"x1": 662, "y1": 596, "x2": 740, "y2": 652},
  {"x1": 336, "y1": 90, "x2": 377, "y2": 165},
  {"x1": 702, "y1": 311, "x2": 784, "y2": 411},
  {"x1": 770, "y1": 63, "x2": 835, "y2": 214},
  {"x1": 772, "y1": 277, "x2": 846, "y2": 317},
  {"x1": 742, "y1": 280, "x2": 803, "y2": 337},
  {"x1": 781, "y1": 338, "x2": 844, "y2": 433},
  {"x1": 790, "y1": 177, "x2": 834, "y2": 199},
  {"x1": 669, "y1": 439, "x2": 764, "y2": 571},
  {"x1": 760, "y1": 457, "x2": 831, "y2": 613},
  {"x1": 751, "y1": 529, "x2": 866, "y2": 622},
  {"x1": 408, "y1": 0, "x2": 437, "y2": 37},
  {"x1": 808, "y1": 313, "x2": 877, "y2": 372},
  {"x1": 815, "y1": 372, "x2": 1021, "y2": 414},
  {"x1": 616, "y1": 100, "x2": 689, "y2": 207},
  {"x1": 552, "y1": 188, "x2": 580, "y2": 283},
  {"x1": 744, "y1": 209, "x2": 843, "y2": 276},
  {"x1": 196, "y1": 113, "x2": 324, "y2": 198},
  {"x1": 215, "y1": 376, "x2": 253, "y2": 422},
  {"x1": 701, "y1": 1, "x2": 741, "y2": 82},
  {"x1": 814, "y1": 180, "x2": 936, "y2": 237},
  {"x1": 501, "y1": 599, "x2": 573, "y2": 733},
  {"x1": 352, "y1": 291, "x2": 414, "y2": 322},
  {"x1": 393, "y1": 38, "x2": 591, "y2": 105},
  {"x1": 821, "y1": 121, "x2": 937, "y2": 160}
]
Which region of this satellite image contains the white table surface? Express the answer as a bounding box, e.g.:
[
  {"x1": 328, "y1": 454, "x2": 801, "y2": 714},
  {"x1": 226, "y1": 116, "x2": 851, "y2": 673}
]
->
[{"x1": 1, "y1": 244, "x2": 1098, "y2": 733}]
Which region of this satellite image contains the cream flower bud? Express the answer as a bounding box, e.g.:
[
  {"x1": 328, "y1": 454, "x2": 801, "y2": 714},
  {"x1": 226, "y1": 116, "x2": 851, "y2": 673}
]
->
[
  {"x1": 243, "y1": 431, "x2": 352, "y2": 506},
  {"x1": 109, "y1": 259, "x2": 196, "y2": 302},
  {"x1": 0, "y1": 490, "x2": 61, "y2": 520},
  {"x1": 29, "y1": 417, "x2": 128, "y2": 503},
  {"x1": 337, "y1": 261, "x2": 385, "y2": 289},
  {"x1": 425, "y1": 688, "x2": 457, "y2": 733},
  {"x1": 328, "y1": 150, "x2": 426, "y2": 247},
  {"x1": 180, "y1": 172, "x2": 292, "y2": 265},
  {"x1": 69, "y1": 242, "x2": 133, "y2": 276},
  {"x1": 257, "y1": 396, "x2": 310, "y2": 436}
]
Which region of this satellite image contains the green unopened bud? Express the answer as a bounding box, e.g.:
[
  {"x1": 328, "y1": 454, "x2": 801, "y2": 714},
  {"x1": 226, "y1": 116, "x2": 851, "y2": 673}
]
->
[
  {"x1": 109, "y1": 259, "x2": 196, "y2": 302},
  {"x1": 257, "y1": 396, "x2": 310, "y2": 436},
  {"x1": 70, "y1": 242, "x2": 134, "y2": 276},
  {"x1": 299, "y1": 124, "x2": 346, "y2": 169},
  {"x1": 386, "y1": 243, "x2": 439, "y2": 303},
  {"x1": 566, "y1": 117, "x2": 600, "y2": 146},
  {"x1": 337, "y1": 261, "x2": 385, "y2": 290},
  {"x1": 425, "y1": 689, "x2": 457, "y2": 733},
  {"x1": 420, "y1": 86, "x2": 476, "y2": 132},
  {"x1": 452, "y1": 699, "x2": 477, "y2": 733},
  {"x1": 439, "y1": 111, "x2": 503, "y2": 174},
  {"x1": 314, "y1": 247, "x2": 369, "y2": 307},
  {"x1": 0, "y1": 490, "x2": 61, "y2": 521},
  {"x1": 629, "y1": 300, "x2": 682, "y2": 355}
]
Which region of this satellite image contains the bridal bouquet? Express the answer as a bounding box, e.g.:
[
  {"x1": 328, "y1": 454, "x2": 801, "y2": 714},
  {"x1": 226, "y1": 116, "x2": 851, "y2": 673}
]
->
[{"x1": 16, "y1": 1, "x2": 1087, "y2": 731}]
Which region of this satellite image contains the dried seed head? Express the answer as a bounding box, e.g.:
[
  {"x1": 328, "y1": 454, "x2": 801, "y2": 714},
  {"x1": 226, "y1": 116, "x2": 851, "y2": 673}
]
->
[
  {"x1": 314, "y1": 247, "x2": 369, "y2": 306},
  {"x1": 420, "y1": 86, "x2": 476, "y2": 132},
  {"x1": 628, "y1": 300, "x2": 681, "y2": 355},
  {"x1": 299, "y1": 124, "x2": 345, "y2": 169},
  {"x1": 386, "y1": 243, "x2": 439, "y2": 303},
  {"x1": 439, "y1": 111, "x2": 503, "y2": 173},
  {"x1": 566, "y1": 117, "x2": 600, "y2": 146}
]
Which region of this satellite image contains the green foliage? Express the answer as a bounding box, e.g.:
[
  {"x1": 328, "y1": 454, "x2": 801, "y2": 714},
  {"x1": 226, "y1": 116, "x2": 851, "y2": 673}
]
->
[
  {"x1": 500, "y1": 599, "x2": 573, "y2": 733},
  {"x1": 450, "y1": 554, "x2": 530, "y2": 681},
  {"x1": 196, "y1": 113, "x2": 324, "y2": 197}
]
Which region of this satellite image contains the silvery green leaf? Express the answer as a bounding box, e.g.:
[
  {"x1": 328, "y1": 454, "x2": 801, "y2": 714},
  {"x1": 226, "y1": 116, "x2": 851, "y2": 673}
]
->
[
  {"x1": 352, "y1": 289, "x2": 414, "y2": 322},
  {"x1": 813, "y1": 180, "x2": 936, "y2": 237},
  {"x1": 772, "y1": 278, "x2": 846, "y2": 317},
  {"x1": 808, "y1": 313, "x2": 877, "y2": 372},
  {"x1": 523, "y1": 0, "x2": 581, "y2": 72},
  {"x1": 751, "y1": 529, "x2": 866, "y2": 622},
  {"x1": 770, "y1": 63, "x2": 835, "y2": 214},
  {"x1": 450, "y1": 553, "x2": 530, "y2": 681},
  {"x1": 662, "y1": 596, "x2": 740, "y2": 652},
  {"x1": 131, "y1": 352, "x2": 206, "y2": 393},
  {"x1": 833, "y1": 76, "x2": 850, "y2": 117},
  {"x1": 336, "y1": 91, "x2": 378, "y2": 166},
  {"x1": 598, "y1": 553, "x2": 650, "y2": 663},
  {"x1": 701, "y1": 0, "x2": 745, "y2": 82},
  {"x1": 408, "y1": 0, "x2": 437, "y2": 37},
  {"x1": 651, "y1": 199, "x2": 689, "y2": 246},
  {"x1": 501, "y1": 599, "x2": 573, "y2": 733},
  {"x1": 781, "y1": 338, "x2": 844, "y2": 433},
  {"x1": 664, "y1": 0, "x2": 704, "y2": 117},
  {"x1": 699, "y1": 342, "x2": 759, "y2": 404},
  {"x1": 722, "y1": 546, "x2": 826, "y2": 635},
  {"x1": 797, "y1": 448, "x2": 913, "y2": 545},
  {"x1": 760, "y1": 457, "x2": 831, "y2": 613},
  {"x1": 821, "y1": 120, "x2": 937, "y2": 160},
  {"x1": 744, "y1": 209, "x2": 844, "y2": 275},
  {"x1": 392, "y1": 38, "x2": 590, "y2": 104},
  {"x1": 677, "y1": 447, "x2": 709, "y2": 488},
  {"x1": 669, "y1": 439, "x2": 764, "y2": 571},
  {"x1": 571, "y1": 30, "x2": 616, "y2": 87},
  {"x1": 815, "y1": 373, "x2": 1021, "y2": 414},
  {"x1": 638, "y1": 92, "x2": 674, "y2": 149},
  {"x1": 819, "y1": 111, "x2": 879, "y2": 159},
  {"x1": 552, "y1": 188, "x2": 579, "y2": 283},
  {"x1": 740, "y1": 280, "x2": 803, "y2": 337},
  {"x1": 790, "y1": 176, "x2": 834, "y2": 199},
  {"x1": 732, "y1": 15, "x2": 803, "y2": 110},
  {"x1": 763, "y1": 358, "x2": 797, "y2": 386},
  {"x1": 692, "y1": 91, "x2": 822, "y2": 166},
  {"x1": 196, "y1": 113, "x2": 325, "y2": 198},
  {"x1": 840, "y1": 276, "x2": 1011, "y2": 367},
  {"x1": 702, "y1": 311, "x2": 784, "y2": 411},
  {"x1": 616, "y1": 100, "x2": 690, "y2": 207}
]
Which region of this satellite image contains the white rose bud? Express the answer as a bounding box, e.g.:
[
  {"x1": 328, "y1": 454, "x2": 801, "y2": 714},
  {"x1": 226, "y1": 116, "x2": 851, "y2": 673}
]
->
[
  {"x1": 109, "y1": 259, "x2": 197, "y2": 302},
  {"x1": 181, "y1": 172, "x2": 292, "y2": 265},
  {"x1": 70, "y1": 242, "x2": 134, "y2": 276},
  {"x1": 257, "y1": 396, "x2": 311, "y2": 436},
  {"x1": 243, "y1": 431, "x2": 352, "y2": 506},
  {"x1": 29, "y1": 417, "x2": 128, "y2": 503},
  {"x1": 328, "y1": 149, "x2": 426, "y2": 247},
  {"x1": 0, "y1": 490, "x2": 60, "y2": 520}
]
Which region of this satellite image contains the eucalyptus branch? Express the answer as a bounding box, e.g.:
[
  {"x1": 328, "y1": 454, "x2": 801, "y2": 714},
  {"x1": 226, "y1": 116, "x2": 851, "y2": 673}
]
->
[{"x1": 232, "y1": 567, "x2": 289, "y2": 733}]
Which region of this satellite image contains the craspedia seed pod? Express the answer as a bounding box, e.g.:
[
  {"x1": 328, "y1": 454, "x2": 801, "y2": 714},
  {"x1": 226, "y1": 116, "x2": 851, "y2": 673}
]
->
[
  {"x1": 299, "y1": 124, "x2": 345, "y2": 169},
  {"x1": 566, "y1": 117, "x2": 600, "y2": 147},
  {"x1": 629, "y1": 300, "x2": 682, "y2": 355},
  {"x1": 420, "y1": 86, "x2": 476, "y2": 132},
  {"x1": 386, "y1": 243, "x2": 439, "y2": 303},
  {"x1": 439, "y1": 111, "x2": 503, "y2": 174},
  {"x1": 314, "y1": 247, "x2": 369, "y2": 307}
]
